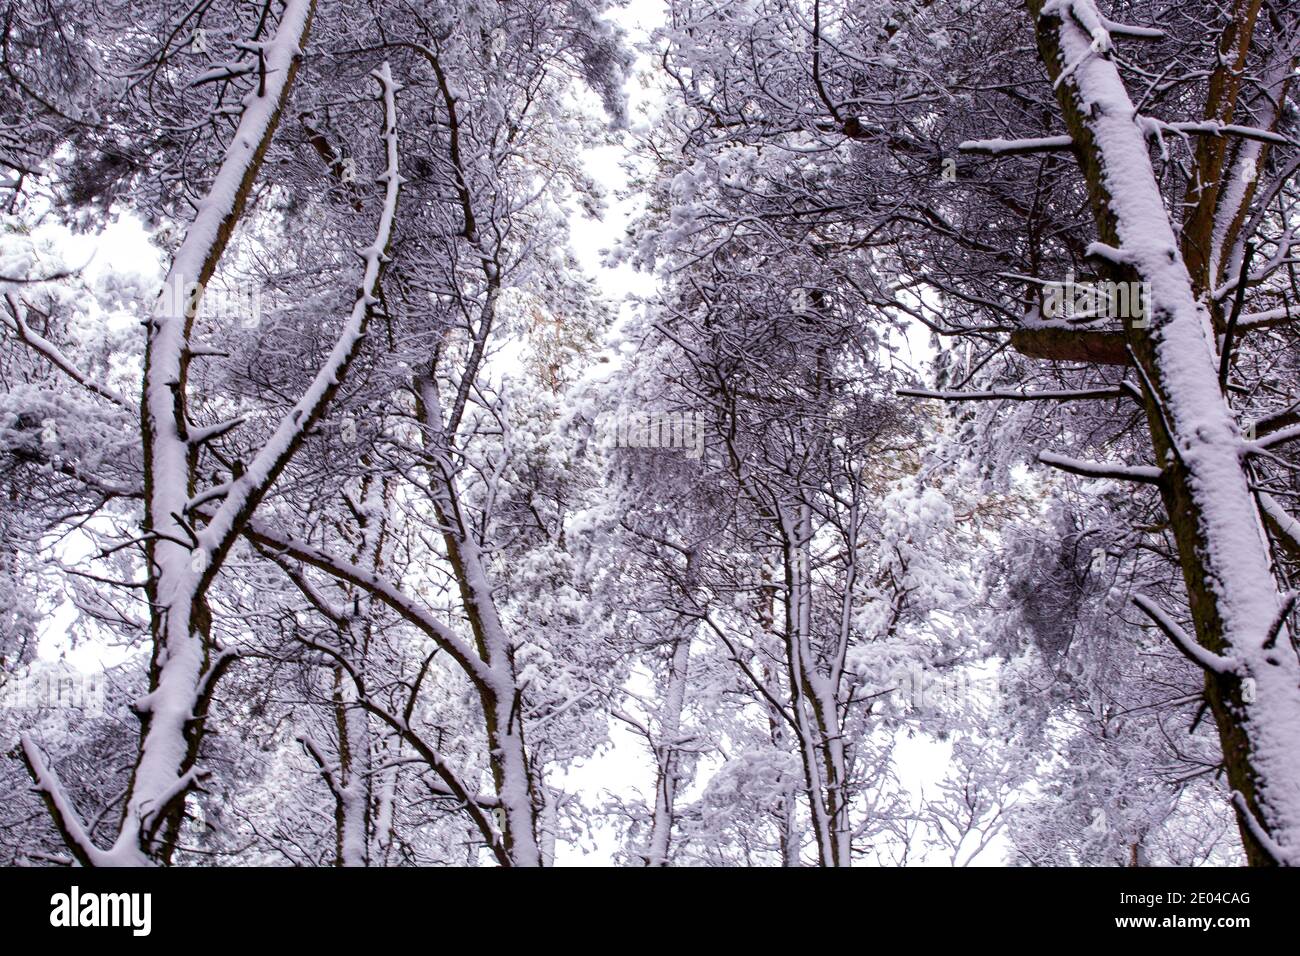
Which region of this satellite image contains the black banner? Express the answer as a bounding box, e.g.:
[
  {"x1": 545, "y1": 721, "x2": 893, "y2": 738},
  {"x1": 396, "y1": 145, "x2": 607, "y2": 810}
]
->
[{"x1": 0, "y1": 866, "x2": 1290, "y2": 943}]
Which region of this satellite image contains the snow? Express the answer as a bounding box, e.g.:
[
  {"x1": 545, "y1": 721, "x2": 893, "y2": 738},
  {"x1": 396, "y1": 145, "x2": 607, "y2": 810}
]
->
[
  {"x1": 958, "y1": 135, "x2": 1073, "y2": 154},
  {"x1": 8, "y1": 0, "x2": 1300, "y2": 871}
]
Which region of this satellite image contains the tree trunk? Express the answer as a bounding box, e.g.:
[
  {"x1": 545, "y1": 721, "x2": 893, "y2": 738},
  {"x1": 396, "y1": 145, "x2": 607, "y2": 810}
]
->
[{"x1": 1027, "y1": 0, "x2": 1300, "y2": 865}]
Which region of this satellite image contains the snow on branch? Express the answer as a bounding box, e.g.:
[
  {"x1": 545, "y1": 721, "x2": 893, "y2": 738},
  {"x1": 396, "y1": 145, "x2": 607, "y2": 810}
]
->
[
  {"x1": 1042, "y1": 0, "x2": 1113, "y2": 54},
  {"x1": 1252, "y1": 403, "x2": 1300, "y2": 440},
  {"x1": 899, "y1": 384, "x2": 1137, "y2": 403},
  {"x1": 1097, "y1": 15, "x2": 1163, "y2": 40},
  {"x1": 1160, "y1": 121, "x2": 1293, "y2": 147},
  {"x1": 2, "y1": 292, "x2": 129, "y2": 407},
  {"x1": 425, "y1": 780, "x2": 500, "y2": 809},
  {"x1": 1132, "y1": 594, "x2": 1239, "y2": 675},
  {"x1": 957, "y1": 135, "x2": 1074, "y2": 156},
  {"x1": 294, "y1": 634, "x2": 508, "y2": 864},
  {"x1": 1247, "y1": 422, "x2": 1300, "y2": 453},
  {"x1": 189, "y1": 61, "x2": 258, "y2": 87},
  {"x1": 186, "y1": 416, "x2": 247, "y2": 447},
  {"x1": 1231, "y1": 792, "x2": 1296, "y2": 866},
  {"x1": 140, "y1": 768, "x2": 205, "y2": 845},
  {"x1": 19, "y1": 735, "x2": 108, "y2": 867},
  {"x1": 299, "y1": 735, "x2": 344, "y2": 800},
  {"x1": 197, "y1": 61, "x2": 405, "y2": 567},
  {"x1": 1083, "y1": 241, "x2": 1135, "y2": 268},
  {"x1": 1038, "y1": 450, "x2": 1163, "y2": 484},
  {"x1": 1238, "y1": 307, "x2": 1299, "y2": 330},
  {"x1": 1259, "y1": 493, "x2": 1300, "y2": 560},
  {"x1": 139, "y1": 0, "x2": 316, "y2": 623},
  {"x1": 236, "y1": 514, "x2": 491, "y2": 689}
]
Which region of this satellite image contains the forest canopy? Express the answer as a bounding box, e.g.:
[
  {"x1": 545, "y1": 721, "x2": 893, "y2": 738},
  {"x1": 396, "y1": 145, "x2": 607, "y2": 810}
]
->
[{"x1": 1, "y1": 0, "x2": 1298, "y2": 868}]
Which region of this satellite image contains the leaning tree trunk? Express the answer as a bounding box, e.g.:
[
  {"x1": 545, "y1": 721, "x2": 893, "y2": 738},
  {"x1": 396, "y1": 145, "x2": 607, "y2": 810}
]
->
[
  {"x1": 1027, "y1": 0, "x2": 1300, "y2": 865},
  {"x1": 21, "y1": 11, "x2": 408, "y2": 868}
]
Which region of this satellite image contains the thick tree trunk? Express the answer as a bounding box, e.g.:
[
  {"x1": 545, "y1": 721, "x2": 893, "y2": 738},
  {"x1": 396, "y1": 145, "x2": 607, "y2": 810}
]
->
[
  {"x1": 333, "y1": 661, "x2": 371, "y2": 867},
  {"x1": 126, "y1": 0, "x2": 317, "y2": 865},
  {"x1": 1028, "y1": 0, "x2": 1300, "y2": 865}
]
